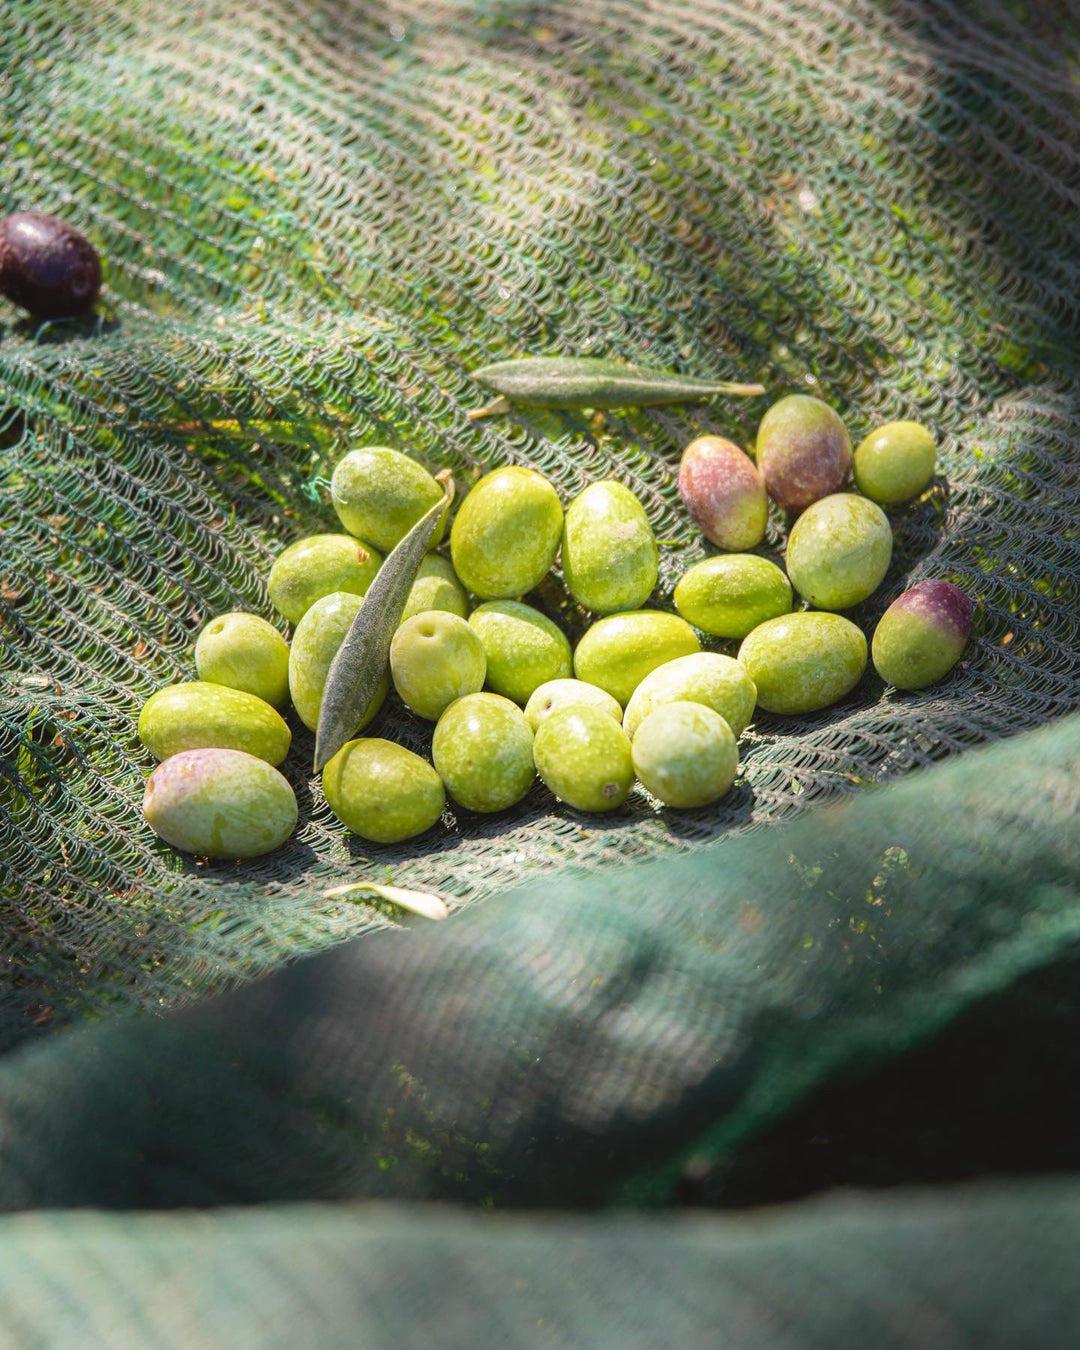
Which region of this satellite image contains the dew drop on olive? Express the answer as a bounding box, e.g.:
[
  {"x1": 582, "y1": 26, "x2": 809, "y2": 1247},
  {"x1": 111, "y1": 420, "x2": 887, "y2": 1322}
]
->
[{"x1": 0, "y1": 212, "x2": 102, "y2": 318}]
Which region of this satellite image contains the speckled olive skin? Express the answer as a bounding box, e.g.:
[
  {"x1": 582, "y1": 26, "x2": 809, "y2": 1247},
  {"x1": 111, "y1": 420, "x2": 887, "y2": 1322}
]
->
[
  {"x1": 143, "y1": 748, "x2": 297, "y2": 858},
  {"x1": 562, "y1": 480, "x2": 658, "y2": 613},
  {"x1": 533, "y1": 706, "x2": 634, "y2": 813},
  {"x1": 331, "y1": 447, "x2": 448, "y2": 552},
  {"x1": 401, "y1": 554, "x2": 469, "y2": 622},
  {"x1": 322, "y1": 738, "x2": 444, "y2": 843},
  {"x1": 390, "y1": 611, "x2": 487, "y2": 721},
  {"x1": 195, "y1": 612, "x2": 290, "y2": 708},
  {"x1": 288, "y1": 591, "x2": 388, "y2": 733},
  {"x1": 622, "y1": 652, "x2": 757, "y2": 741},
  {"x1": 450, "y1": 466, "x2": 563, "y2": 599},
  {"x1": 468, "y1": 600, "x2": 572, "y2": 705},
  {"x1": 573, "y1": 610, "x2": 701, "y2": 707},
  {"x1": 524, "y1": 678, "x2": 623, "y2": 732},
  {"x1": 678, "y1": 436, "x2": 768, "y2": 551},
  {"x1": 755, "y1": 395, "x2": 852, "y2": 513},
  {"x1": 738, "y1": 612, "x2": 867, "y2": 715},
  {"x1": 0, "y1": 212, "x2": 101, "y2": 317},
  {"x1": 674, "y1": 555, "x2": 792, "y2": 639},
  {"x1": 268, "y1": 534, "x2": 383, "y2": 624},
  {"x1": 138, "y1": 681, "x2": 292, "y2": 765},
  {"x1": 432, "y1": 693, "x2": 535, "y2": 813},
  {"x1": 785, "y1": 493, "x2": 893, "y2": 610},
  {"x1": 854, "y1": 421, "x2": 937, "y2": 505},
  {"x1": 872, "y1": 580, "x2": 972, "y2": 689},
  {"x1": 631, "y1": 702, "x2": 738, "y2": 808}
]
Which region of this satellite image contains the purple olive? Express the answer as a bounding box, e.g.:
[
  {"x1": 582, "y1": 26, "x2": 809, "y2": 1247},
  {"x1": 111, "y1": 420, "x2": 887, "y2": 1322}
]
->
[
  {"x1": 755, "y1": 395, "x2": 852, "y2": 514},
  {"x1": 0, "y1": 212, "x2": 102, "y2": 318},
  {"x1": 678, "y1": 435, "x2": 767, "y2": 550}
]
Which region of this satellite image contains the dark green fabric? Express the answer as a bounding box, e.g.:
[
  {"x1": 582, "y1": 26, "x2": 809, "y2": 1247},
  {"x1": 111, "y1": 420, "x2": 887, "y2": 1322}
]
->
[
  {"x1": 1, "y1": 716, "x2": 1078, "y2": 1213},
  {"x1": 2, "y1": 1181, "x2": 1078, "y2": 1349}
]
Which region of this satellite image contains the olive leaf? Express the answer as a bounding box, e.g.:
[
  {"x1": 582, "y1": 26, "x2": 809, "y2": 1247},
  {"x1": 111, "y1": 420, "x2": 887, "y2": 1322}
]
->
[
  {"x1": 313, "y1": 471, "x2": 455, "y2": 773},
  {"x1": 467, "y1": 356, "x2": 765, "y2": 416},
  {"x1": 321, "y1": 880, "x2": 449, "y2": 921}
]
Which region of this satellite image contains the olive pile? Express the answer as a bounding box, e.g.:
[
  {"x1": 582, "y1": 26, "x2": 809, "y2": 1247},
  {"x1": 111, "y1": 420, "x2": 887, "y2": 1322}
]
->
[
  {"x1": 0, "y1": 213, "x2": 975, "y2": 860},
  {"x1": 138, "y1": 398, "x2": 972, "y2": 861}
]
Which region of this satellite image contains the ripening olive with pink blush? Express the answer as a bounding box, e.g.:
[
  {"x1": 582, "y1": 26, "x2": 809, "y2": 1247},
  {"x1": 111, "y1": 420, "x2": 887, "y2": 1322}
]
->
[
  {"x1": 677, "y1": 436, "x2": 767, "y2": 551},
  {"x1": 872, "y1": 580, "x2": 973, "y2": 690},
  {"x1": 755, "y1": 395, "x2": 852, "y2": 514},
  {"x1": 143, "y1": 748, "x2": 297, "y2": 858}
]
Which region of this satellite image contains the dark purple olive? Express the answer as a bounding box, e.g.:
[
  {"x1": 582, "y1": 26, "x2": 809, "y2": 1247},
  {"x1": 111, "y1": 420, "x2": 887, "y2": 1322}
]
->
[{"x1": 0, "y1": 212, "x2": 102, "y2": 318}]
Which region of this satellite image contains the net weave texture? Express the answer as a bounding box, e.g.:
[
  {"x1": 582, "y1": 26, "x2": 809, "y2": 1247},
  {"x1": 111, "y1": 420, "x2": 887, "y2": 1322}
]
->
[
  {"x1": 4, "y1": 6, "x2": 1080, "y2": 1341},
  {"x1": 3, "y1": 0, "x2": 1080, "y2": 1040}
]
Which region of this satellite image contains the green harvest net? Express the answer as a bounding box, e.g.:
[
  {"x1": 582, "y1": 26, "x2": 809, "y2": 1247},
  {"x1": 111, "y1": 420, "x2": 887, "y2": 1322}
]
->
[{"x1": 2, "y1": 0, "x2": 1080, "y2": 1343}]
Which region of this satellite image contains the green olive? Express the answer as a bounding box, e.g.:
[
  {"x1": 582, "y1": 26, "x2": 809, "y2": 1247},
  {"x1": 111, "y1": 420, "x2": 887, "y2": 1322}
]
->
[
  {"x1": 322, "y1": 738, "x2": 445, "y2": 843},
  {"x1": 853, "y1": 421, "x2": 936, "y2": 505},
  {"x1": 389, "y1": 611, "x2": 487, "y2": 721},
  {"x1": 573, "y1": 610, "x2": 700, "y2": 707},
  {"x1": 562, "y1": 480, "x2": 657, "y2": 613},
  {"x1": 432, "y1": 693, "x2": 535, "y2": 813},
  {"x1": 673, "y1": 555, "x2": 792, "y2": 640},
  {"x1": 450, "y1": 465, "x2": 563, "y2": 599},
  {"x1": 138, "y1": 681, "x2": 291, "y2": 766},
  {"x1": 785, "y1": 493, "x2": 892, "y2": 610},
  {"x1": 738, "y1": 612, "x2": 867, "y2": 714},
  {"x1": 468, "y1": 600, "x2": 572, "y2": 705},
  {"x1": 194, "y1": 612, "x2": 290, "y2": 708},
  {"x1": 631, "y1": 702, "x2": 738, "y2": 808},
  {"x1": 523, "y1": 678, "x2": 623, "y2": 732},
  {"x1": 331, "y1": 447, "x2": 447, "y2": 551},
  {"x1": 532, "y1": 706, "x2": 634, "y2": 813},
  {"x1": 268, "y1": 534, "x2": 382, "y2": 624},
  {"x1": 288, "y1": 591, "x2": 388, "y2": 733},
  {"x1": 622, "y1": 652, "x2": 757, "y2": 741},
  {"x1": 401, "y1": 554, "x2": 469, "y2": 622}
]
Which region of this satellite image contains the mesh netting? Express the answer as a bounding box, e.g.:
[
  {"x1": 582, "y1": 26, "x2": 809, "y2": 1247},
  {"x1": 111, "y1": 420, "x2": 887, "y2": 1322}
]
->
[
  {"x1": 3, "y1": 0, "x2": 1079, "y2": 1043},
  {"x1": 2, "y1": 6, "x2": 1080, "y2": 1340}
]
